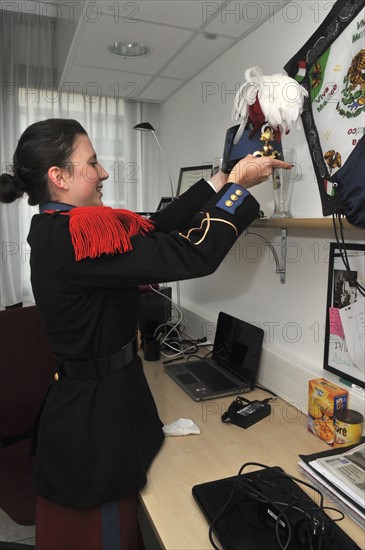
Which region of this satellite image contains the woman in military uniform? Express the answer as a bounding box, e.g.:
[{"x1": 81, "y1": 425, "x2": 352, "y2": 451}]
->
[{"x1": 0, "y1": 119, "x2": 291, "y2": 549}]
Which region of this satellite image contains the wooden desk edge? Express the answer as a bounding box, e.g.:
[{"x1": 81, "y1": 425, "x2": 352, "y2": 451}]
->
[{"x1": 139, "y1": 359, "x2": 364, "y2": 549}]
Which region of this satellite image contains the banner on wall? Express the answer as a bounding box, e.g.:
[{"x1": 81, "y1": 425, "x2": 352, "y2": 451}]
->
[{"x1": 285, "y1": 0, "x2": 365, "y2": 227}]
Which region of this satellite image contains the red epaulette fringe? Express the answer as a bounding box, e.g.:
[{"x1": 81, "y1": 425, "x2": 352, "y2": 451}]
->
[{"x1": 59, "y1": 207, "x2": 154, "y2": 261}]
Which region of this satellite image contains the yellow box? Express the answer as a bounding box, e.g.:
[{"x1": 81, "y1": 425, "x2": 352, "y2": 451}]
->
[{"x1": 308, "y1": 378, "x2": 348, "y2": 446}]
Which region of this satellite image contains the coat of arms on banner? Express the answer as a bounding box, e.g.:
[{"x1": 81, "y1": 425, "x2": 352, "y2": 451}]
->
[{"x1": 285, "y1": 0, "x2": 365, "y2": 227}]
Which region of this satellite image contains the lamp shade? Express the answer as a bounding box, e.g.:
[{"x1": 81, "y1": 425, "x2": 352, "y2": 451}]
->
[
  {"x1": 133, "y1": 121, "x2": 175, "y2": 198},
  {"x1": 133, "y1": 122, "x2": 155, "y2": 132}
]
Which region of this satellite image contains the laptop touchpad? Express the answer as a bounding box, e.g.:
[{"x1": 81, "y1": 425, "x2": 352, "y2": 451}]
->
[{"x1": 177, "y1": 373, "x2": 199, "y2": 385}]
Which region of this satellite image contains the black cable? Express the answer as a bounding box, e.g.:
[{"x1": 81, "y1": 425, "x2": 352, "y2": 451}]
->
[
  {"x1": 161, "y1": 338, "x2": 215, "y2": 363},
  {"x1": 333, "y1": 215, "x2": 365, "y2": 297},
  {"x1": 255, "y1": 382, "x2": 278, "y2": 398},
  {"x1": 206, "y1": 462, "x2": 343, "y2": 550},
  {"x1": 332, "y1": 215, "x2": 365, "y2": 297},
  {"x1": 160, "y1": 336, "x2": 206, "y2": 358},
  {"x1": 256, "y1": 469, "x2": 331, "y2": 550},
  {"x1": 321, "y1": 507, "x2": 344, "y2": 523},
  {"x1": 161, "y1": 340, "x2": 198, "y2": 354},
  {"x1": 208, "y1": 462, "x2": 293, "y2": 550},
  {"x1": 186, "y1": 349, "x2": 214, "y2": 362},
  {"x1": 338, "y1": 217, "x2": 365, "y2": 294}
]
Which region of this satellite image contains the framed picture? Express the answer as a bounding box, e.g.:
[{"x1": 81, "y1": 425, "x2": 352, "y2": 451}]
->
[
  {"x1": 176, "y1": 165, "x2": 213, "y2": 197},
  {"x1": 156, "y1": 197, "x2": 174, "y2": 211},
  {"x1": 324, "y1": 242, "x2": 365, "y2": 388}
]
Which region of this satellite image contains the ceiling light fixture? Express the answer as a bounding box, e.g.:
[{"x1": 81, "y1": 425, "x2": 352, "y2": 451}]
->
[{"x1": 107, "y1": 41, "x2": 149, "y2": 58}]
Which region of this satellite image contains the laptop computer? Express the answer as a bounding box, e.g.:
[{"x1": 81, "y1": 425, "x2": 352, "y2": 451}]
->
[
  {"x1": 164, "y1": 311, "x2": 264, "y2": 401},
  {"x1": 192, "y1": 466, "x2": 361, "y2": 550}
]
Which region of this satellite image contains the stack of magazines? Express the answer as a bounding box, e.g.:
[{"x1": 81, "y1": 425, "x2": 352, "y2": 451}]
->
[{"x1": 299, "y1": 440, "x2": 365, "y2": 529}]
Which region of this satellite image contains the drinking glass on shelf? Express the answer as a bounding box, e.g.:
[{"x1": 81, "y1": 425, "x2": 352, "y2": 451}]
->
[
  {"x1": 271, "y1": 148, "x2": 295, "y2": 219},
  {"x1": 212, "y1": 157, "x2": 223, "y2": 176}
]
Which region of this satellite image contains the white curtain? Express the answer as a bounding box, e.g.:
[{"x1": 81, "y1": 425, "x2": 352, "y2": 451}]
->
[
  {"x1": 124, "y1": 101, "x2": 162, "y2": 213},
  {"x1": 0, "y1": 10, "x2": 53, "y2": 306},
  {"x1": 0, "y1": 10, "x2": 161, "y2": 307}
]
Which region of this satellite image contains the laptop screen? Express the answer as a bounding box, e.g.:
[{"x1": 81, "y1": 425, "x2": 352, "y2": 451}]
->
[{"x1": 212, "y1": 312, "x2": 264, "y2": 385}]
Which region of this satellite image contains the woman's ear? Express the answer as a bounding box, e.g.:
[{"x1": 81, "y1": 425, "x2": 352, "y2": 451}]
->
[{"x1": 47, "y1": 166, "x2": 68, "y2": 189}]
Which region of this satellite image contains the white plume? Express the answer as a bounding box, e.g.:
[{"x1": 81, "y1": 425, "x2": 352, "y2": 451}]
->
[{"x1": 232, "y1": 66, "x2": 308, "y2": 137}]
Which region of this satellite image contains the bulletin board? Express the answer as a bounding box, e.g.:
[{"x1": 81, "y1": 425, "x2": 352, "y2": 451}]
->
[{"x1": 324, "y1": 243, "x2": 365, "y2": 388}]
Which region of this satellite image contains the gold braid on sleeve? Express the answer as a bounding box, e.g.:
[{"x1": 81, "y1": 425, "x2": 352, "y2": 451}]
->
[{"x1": 179, "y1": 212, "x2": 238, "y2": 245}]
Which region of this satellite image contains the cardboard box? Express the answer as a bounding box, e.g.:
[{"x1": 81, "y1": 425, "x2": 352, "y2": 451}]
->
[{"x1": 308, "y1": 378, "x2": 348, "y2": 446}]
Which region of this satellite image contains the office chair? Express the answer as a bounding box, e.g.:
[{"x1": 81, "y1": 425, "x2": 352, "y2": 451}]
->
[{"x1": 0, "y1": 306, "x2": 56, "y2": 525}]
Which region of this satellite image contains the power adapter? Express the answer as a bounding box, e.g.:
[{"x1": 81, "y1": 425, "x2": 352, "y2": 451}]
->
[{"x1": 221, "y1": 396, "x2": 271, "y2": 429}]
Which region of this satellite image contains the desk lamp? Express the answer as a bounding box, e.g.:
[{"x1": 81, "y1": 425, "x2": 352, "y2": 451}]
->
[
  {"x1": 133, "y1": 122, "x2": 181, "y2": 311},
  {"x1": 133, "y1": 122, "x2": 175, "y2": 198}
]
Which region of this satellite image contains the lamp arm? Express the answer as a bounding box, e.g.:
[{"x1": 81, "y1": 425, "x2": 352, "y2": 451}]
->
[{"x1": 152, "y1": 131, "x2": 175, "y2": 198}]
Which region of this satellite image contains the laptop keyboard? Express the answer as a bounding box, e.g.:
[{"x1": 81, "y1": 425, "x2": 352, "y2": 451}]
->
[{"x1": 185, "y1": 361, "x2": 238, "y2": 391}]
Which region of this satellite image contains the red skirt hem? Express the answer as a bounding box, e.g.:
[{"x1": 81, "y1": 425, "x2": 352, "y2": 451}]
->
[{"x1": 36, "y1": 493, "x2": 145, "y2": 550}]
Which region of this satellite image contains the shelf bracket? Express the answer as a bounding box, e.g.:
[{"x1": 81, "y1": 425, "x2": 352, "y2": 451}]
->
[{"x1": 244, "y1": 228, "x2": 287, "y2": 284}]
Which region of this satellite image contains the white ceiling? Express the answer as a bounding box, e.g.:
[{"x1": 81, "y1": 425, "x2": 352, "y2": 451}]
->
[{"x1": 8, "y1": 0, "x2": 291, "y2": 102}]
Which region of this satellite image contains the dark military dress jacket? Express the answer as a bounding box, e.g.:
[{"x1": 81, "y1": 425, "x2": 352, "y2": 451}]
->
[{"x1": 27, "y1": 179, "x2": 259, "y2": 508}]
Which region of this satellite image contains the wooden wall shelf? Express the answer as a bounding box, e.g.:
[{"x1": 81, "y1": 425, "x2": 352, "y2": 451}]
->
[
  {"x1": 251, "y1": 218, "x2": 363, "y2": 231},
  {"x1": 245, "y1": 218, "x2": 363, "y2": 284}
]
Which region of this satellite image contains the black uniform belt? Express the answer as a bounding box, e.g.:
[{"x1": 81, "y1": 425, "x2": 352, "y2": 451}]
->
[{"x1": 58, "y1": 338, "x2": 137, "y2": 379}]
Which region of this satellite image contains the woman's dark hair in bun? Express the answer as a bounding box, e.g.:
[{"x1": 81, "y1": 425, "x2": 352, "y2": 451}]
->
[
  {"x1": 0, "y1": 172, "x2": 24, "y2": 203},
  {"x1": 0, "y1": 119, "x2": 87, "y2": 206}
]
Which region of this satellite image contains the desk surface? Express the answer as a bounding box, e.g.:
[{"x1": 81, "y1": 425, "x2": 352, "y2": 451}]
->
[{"x1": 139, "y1": 358, "x2": 364, "y2": 549}]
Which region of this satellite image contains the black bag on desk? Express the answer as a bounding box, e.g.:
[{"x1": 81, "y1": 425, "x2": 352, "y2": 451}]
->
[{"x1": 192, "y1": 466, "x2": 361, "y2": 550}]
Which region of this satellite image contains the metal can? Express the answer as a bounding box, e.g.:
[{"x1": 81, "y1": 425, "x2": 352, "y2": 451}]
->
[{"x1": 334, "y1": 409, "x2": 363, "y2": 448}]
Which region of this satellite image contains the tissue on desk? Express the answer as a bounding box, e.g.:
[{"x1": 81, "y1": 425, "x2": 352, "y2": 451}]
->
[{"x1": 163, "y1": 418, "x2": 200, "y2": 436}]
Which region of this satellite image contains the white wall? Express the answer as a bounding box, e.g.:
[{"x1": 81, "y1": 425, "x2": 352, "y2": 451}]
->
[{"x1": 158, "y1": 2, "x2": 365, "y2": 414}]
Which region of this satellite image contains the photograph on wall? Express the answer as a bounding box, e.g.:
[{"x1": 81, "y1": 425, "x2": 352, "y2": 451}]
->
[
  {"x1": 324, "y1": 243, "x2": 365, "y2": 388},
  {"x1": 176, "y1": 165, "x2": 213, "y2": 197}
]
